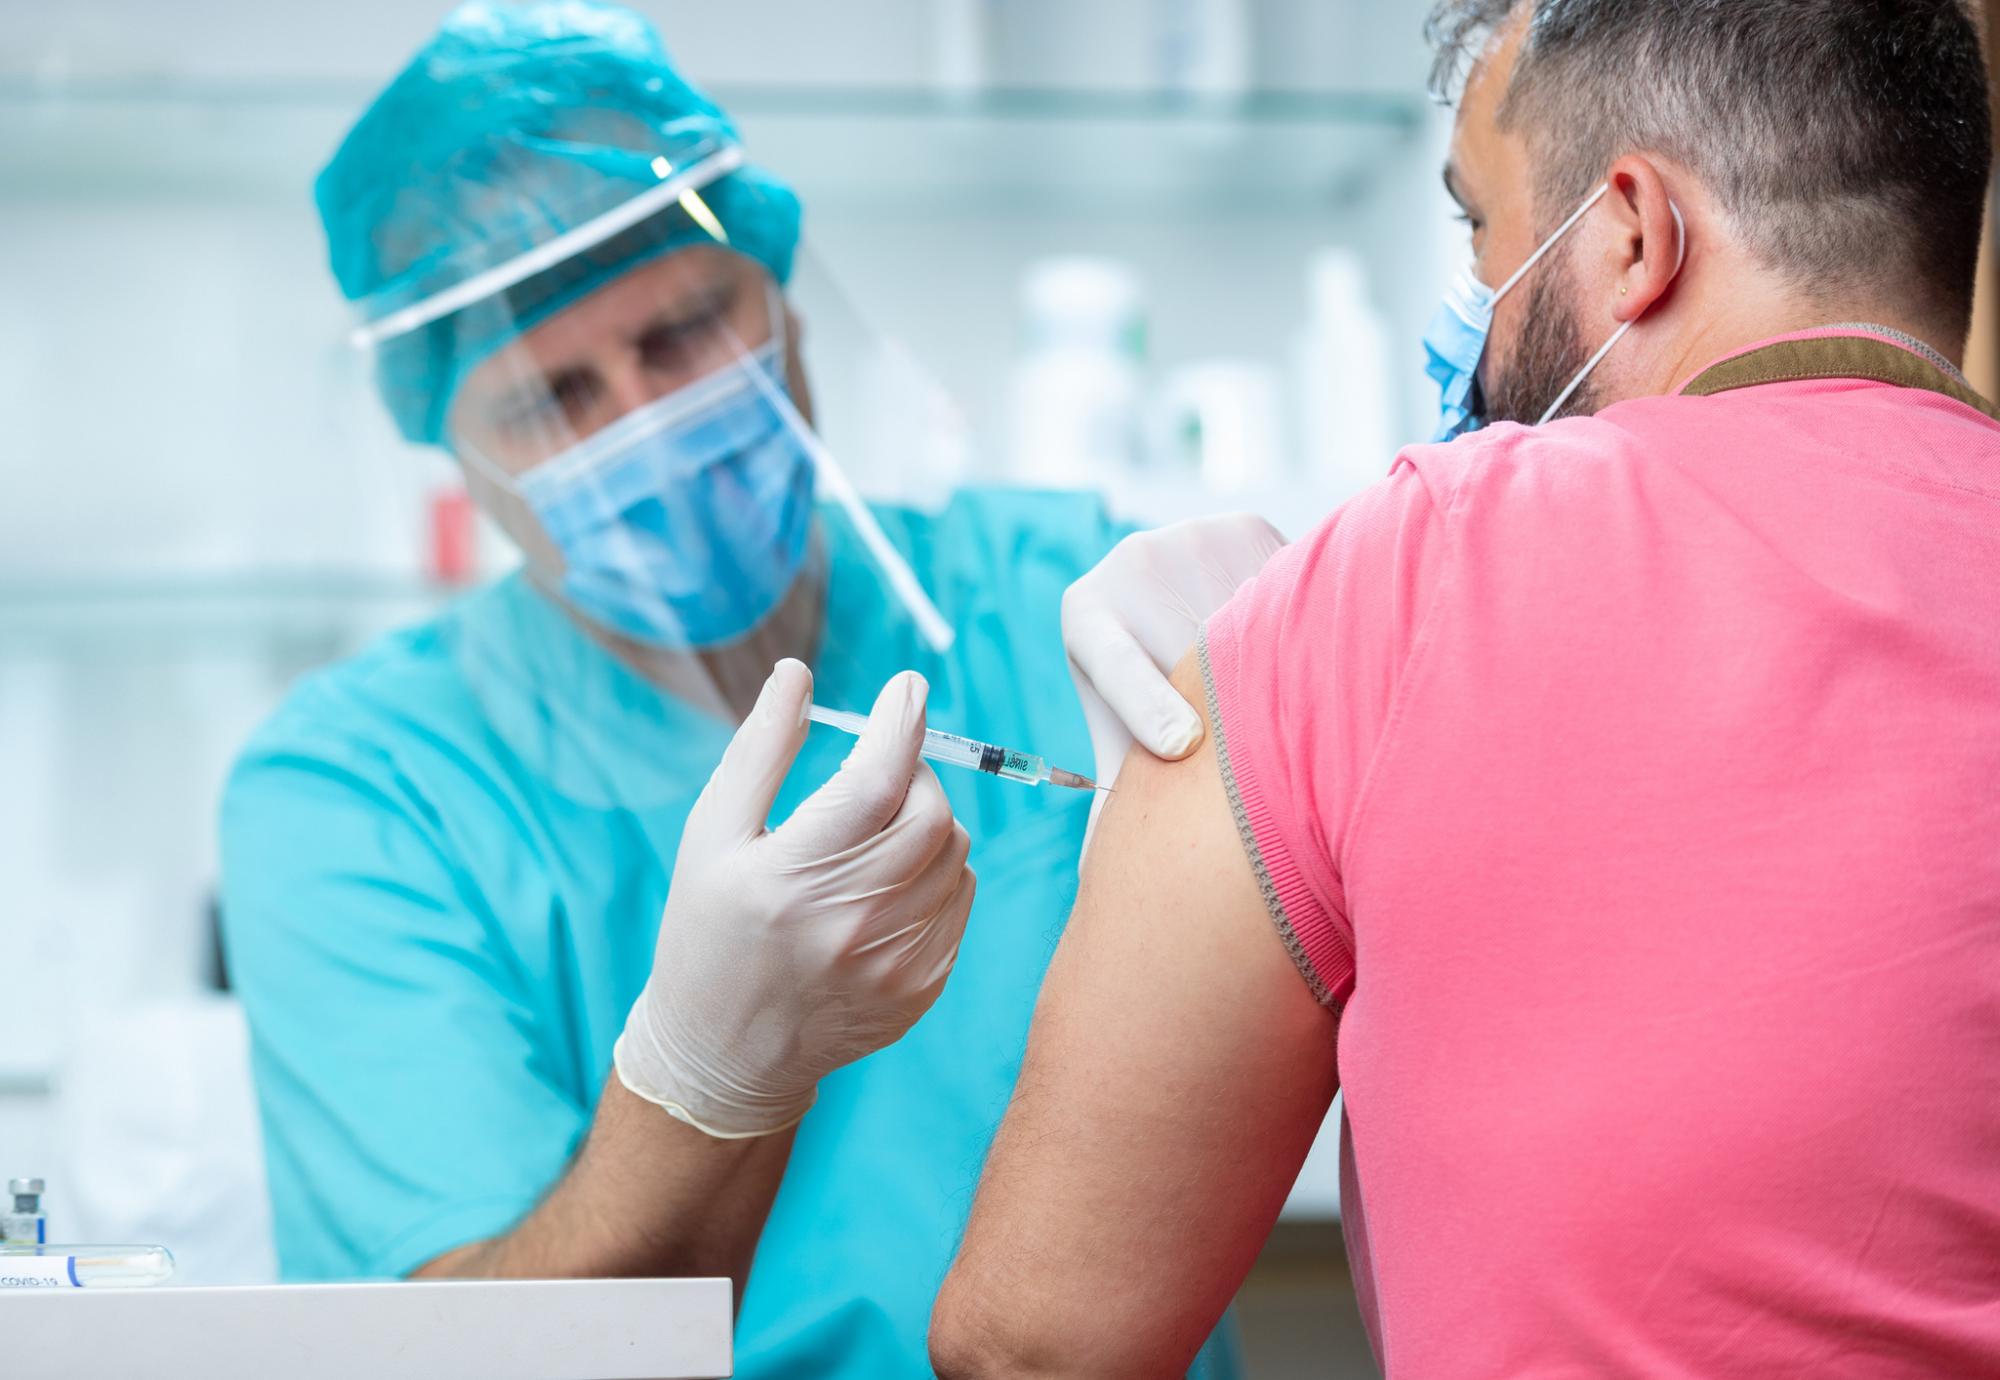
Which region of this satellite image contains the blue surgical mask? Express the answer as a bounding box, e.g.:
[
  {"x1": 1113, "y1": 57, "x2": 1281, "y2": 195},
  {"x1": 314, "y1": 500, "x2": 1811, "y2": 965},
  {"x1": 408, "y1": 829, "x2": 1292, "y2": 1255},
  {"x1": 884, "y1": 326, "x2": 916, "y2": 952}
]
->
[
  {"x1": 512, "y1": 342, "x2": 817, "y2": 648},
  {"x1": 1424, "y1": 184, "x2": 1684, "y2": 443}
]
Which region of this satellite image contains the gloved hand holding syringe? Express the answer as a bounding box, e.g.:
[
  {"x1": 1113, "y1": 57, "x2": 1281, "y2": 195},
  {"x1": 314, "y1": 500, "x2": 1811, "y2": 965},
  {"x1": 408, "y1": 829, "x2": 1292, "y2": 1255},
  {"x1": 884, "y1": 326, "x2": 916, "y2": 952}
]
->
[
  {"x1": 618, "y1": 665, "x2": 1104, "y2": 1145},
  {"x1": 807, "y1": 704, "x2": 1107, "y2": 793}
]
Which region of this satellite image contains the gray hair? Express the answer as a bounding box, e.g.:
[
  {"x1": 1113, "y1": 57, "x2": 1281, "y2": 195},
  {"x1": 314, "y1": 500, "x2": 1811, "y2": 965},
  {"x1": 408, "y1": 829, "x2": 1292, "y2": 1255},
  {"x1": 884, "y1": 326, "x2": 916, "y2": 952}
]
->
[{"x1": 1427, "y1": 1, "x2": 1992, "y2": 334}]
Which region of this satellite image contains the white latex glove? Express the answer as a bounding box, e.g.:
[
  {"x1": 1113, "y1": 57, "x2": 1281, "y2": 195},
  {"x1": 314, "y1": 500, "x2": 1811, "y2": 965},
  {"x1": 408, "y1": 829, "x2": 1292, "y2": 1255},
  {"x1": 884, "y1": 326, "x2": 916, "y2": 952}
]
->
[
  {"x1": 1063, "y1": 513, "x2": 1288, "y2": 799},
  {"x1": 615, "y1": 659, "x2": 974, "y2": 1138}
]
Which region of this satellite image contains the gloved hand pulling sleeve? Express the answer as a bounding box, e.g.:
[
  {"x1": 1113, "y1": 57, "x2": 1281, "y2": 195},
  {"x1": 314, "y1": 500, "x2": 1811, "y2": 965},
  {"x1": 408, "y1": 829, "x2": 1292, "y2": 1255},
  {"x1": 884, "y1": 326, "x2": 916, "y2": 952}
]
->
[
  {"x1": 615, "y1": 659, "x2": 974, "y2": 1138},
  {"x1": 1062, "y1": 513, "x2": 1287, "y2": 828}
]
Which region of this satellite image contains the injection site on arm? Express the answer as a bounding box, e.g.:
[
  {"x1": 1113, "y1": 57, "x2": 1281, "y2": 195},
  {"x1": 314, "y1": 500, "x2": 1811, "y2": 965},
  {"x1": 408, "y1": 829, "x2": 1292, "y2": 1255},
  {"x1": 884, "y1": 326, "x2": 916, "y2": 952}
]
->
[{"x1": 931, "y1": 653, "x2": 1338, "y2": 1379}]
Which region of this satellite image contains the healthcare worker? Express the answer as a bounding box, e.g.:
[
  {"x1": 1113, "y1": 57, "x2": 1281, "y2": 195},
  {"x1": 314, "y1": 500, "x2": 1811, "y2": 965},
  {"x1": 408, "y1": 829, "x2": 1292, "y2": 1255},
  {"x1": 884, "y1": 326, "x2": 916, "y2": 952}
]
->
[{"x1": 217, "y1": 4, "x2": 1240, "y2": 1376}]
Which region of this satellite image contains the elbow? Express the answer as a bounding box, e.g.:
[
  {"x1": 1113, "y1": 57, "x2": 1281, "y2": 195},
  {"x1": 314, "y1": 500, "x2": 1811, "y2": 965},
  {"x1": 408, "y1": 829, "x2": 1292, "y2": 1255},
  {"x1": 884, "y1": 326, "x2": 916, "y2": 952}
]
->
[
  {"x1": 933, "y1": 1272, "x2": 1194, "y2": 1380},
  {"x1": 930, "y1": 1267, "x2": 1058, "y2": 1380},
  {"x1": 926, "y1": 1330, "x2": 1002, "y2": 1380},
  {"x1": 928, "y1": 1271, "x2": 1002, "y2": 1380}
]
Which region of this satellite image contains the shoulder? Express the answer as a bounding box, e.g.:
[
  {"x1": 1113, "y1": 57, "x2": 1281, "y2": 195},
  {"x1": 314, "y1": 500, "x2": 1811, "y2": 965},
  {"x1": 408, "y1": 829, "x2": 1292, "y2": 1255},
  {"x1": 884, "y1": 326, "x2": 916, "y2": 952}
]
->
[
  {"x1": 224, "y1": 583, "x2": 512, "y2": 815},
  {"x1": 1256, "y1": 411, "x2": 1666, "y2": 588},
  {"x1": 1396, "y1": 412, "x2": 1653, "y2": 515},
  {"x1": 236, "y1": 618, "x2": 463, "y2": 765},
  {"x1": 1234, "y1": 401, "x2": 1754, "y2": 673}
]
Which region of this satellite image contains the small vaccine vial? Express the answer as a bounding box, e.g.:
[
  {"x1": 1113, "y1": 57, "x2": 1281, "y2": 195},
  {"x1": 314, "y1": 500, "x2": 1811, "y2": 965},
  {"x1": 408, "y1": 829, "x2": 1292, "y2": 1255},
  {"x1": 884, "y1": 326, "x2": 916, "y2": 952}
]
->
[{"x1": 2, "y1": 1179, "x2": 46, "y2": 1247}]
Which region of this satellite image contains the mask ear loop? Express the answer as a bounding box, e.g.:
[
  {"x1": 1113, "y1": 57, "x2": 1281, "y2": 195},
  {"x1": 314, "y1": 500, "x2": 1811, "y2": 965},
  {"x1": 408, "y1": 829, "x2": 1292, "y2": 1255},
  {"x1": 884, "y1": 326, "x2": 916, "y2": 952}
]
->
[
  {"x1": 1493, "y1": 182, "x2": 1611, "y2": 304},
  {"x1": 1537, "y1": 199, "x2": 1687, "y2": 426}
]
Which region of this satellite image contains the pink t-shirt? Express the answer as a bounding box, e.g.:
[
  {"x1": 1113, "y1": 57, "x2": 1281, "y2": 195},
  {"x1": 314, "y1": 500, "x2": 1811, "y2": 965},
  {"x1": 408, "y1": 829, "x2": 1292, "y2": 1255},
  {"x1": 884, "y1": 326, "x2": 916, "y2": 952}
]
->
[{"x1": 1202, "y1": 329, "x2": 2000, "y2": 1377}]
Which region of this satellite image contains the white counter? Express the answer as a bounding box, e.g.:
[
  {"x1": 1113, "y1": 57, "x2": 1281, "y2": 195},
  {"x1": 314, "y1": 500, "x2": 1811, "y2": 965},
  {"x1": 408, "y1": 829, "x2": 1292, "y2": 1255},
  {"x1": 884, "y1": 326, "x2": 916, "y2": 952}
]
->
[{"x1": 2, "y1": 1276, "x2": 733, "y2": 1380}]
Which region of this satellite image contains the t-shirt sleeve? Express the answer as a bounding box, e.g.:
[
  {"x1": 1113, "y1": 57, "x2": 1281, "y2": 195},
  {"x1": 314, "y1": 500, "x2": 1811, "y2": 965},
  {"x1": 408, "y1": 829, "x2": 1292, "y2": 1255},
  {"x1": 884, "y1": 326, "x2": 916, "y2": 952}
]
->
[
  {"x1": 219, "y1": 728, "x2": 587, "y2": 1280},
  {"x1": 1198, "y1": 457, "x2": 1454, "y2": 1008}
]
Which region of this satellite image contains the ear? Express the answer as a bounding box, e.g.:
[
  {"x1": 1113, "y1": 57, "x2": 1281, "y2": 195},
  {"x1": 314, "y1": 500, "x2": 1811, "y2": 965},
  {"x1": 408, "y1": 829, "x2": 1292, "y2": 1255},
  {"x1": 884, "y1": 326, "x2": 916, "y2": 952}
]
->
[{"x1": 1604, "y1": 155, "x2": 1684, "y2": 324}]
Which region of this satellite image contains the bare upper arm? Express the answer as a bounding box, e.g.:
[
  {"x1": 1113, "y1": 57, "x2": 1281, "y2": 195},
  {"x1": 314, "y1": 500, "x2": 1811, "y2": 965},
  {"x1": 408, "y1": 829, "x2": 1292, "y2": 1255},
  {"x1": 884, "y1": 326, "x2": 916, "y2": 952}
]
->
[{"x1": 931, "y1": 652, "x2": 1340, "y2": 1379}]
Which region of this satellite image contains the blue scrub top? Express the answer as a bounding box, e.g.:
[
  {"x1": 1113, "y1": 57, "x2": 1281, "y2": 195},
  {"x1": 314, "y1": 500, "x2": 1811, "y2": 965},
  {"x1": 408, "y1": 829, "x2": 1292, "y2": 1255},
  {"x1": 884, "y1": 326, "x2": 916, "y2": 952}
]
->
[{"x1": 221, "y1": 488, "x2": 1239, "y2": 1379}]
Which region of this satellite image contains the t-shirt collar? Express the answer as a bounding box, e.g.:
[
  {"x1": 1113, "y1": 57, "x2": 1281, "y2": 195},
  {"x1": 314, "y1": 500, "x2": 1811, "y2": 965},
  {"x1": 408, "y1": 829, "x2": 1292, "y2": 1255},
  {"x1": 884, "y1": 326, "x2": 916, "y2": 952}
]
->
[{"x1": 1674, "y1": 322, "x2": 1967, "y2": 395}]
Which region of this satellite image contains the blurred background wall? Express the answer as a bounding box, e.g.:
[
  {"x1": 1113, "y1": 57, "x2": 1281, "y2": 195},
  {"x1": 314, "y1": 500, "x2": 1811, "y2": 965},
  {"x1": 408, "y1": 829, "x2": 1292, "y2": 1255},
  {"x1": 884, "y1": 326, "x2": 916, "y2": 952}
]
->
[{"x1": 0, "y1": 3, "x2": 1453, "y2": 1371}]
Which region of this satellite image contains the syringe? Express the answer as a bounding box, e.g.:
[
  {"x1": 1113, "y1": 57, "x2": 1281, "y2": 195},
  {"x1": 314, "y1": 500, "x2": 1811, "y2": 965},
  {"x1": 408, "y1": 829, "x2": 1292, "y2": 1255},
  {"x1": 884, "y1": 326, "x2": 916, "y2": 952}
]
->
[{"x1": 807, "y1": 704, "x2": 1105, "y2": 792}]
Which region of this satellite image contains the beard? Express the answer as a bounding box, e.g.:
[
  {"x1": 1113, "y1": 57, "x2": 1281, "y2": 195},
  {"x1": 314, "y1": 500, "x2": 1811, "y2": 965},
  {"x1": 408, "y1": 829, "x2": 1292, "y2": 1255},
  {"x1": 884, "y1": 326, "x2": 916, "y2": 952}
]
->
[{"x1": 1480, "y1": 242, "x2": 1597, "y2": 427}]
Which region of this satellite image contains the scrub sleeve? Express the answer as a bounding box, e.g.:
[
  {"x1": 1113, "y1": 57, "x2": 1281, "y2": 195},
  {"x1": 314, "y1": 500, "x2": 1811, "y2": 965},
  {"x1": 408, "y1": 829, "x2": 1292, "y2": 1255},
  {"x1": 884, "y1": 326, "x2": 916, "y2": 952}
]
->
[{"x1": 221, "y1": 708, "x2": 587, "y2": 1280}]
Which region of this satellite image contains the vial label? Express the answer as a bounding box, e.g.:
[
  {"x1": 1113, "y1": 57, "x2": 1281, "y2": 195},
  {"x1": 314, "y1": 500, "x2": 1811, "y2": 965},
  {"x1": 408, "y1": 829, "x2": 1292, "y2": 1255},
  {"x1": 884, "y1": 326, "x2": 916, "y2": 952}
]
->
[
  {"x1": 0, "y1": 1213, "x2": 45, "y2": 1247},
  {"x1": 0, "y1": 1255, "x2": 79, "y2": 1287}
]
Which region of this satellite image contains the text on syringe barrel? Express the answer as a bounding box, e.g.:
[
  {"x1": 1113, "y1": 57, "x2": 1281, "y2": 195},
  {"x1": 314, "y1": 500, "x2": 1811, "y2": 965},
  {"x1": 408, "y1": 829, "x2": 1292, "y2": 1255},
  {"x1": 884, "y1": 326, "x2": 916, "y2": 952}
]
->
[
  {"x1": 920, "y1": 728, "x2": 987, "y2": 769},
  {"x1": 925, "y1": 730, "x2": 1038, "y2": 780}
]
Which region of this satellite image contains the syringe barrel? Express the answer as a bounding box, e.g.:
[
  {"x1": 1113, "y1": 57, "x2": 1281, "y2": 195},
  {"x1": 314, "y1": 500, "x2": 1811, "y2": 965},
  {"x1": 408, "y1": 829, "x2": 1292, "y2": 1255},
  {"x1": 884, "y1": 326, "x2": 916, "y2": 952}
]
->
[
  {"x1": 990, "y1": 748, "x2": 1049, "y2": 786},
  {"x1": 809, "y1": 704, "x2": 1051, "y2": 787},
  {"x1": 921, "y1": 730, "x2": 1047, "y2": 784},
  {"x1": 916, "y1": 728, "x2": 988, "y2": 773}
]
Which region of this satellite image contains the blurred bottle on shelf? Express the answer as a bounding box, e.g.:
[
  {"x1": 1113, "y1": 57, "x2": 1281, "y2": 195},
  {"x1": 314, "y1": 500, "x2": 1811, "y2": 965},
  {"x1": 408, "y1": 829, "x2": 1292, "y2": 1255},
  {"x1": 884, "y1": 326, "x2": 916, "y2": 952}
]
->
[
  {"x1": 1149, "y1": 361, "x2": 1284, "y2": 496},
  {"x1": 934, "y1": 0, "x2": 1396, "y2": 99},
  {"x1": 856, "y1": 336, "x2": 975, "y2": 506},
  {"x1": 970, "y1": 0, "x2": 1161, "y2": 91},
  {"x1": 935, "y1": 0, "x2": 1251, "y2": 95},
  {"x1": 1253, "y1": 0, "x2": 1400, "y2": 93},
  {"x1": 932, "y1": 0, "x2": 991, "y2": 94},
  {"x1": 1008, "y1": 257, "x2": 1150, "y2": 491},
  {"x1": 1293, "y1": 247, "x2": 1396, "y2": 500},
  {"x1": 1155, "y1": 0, "x2": 1251, "y2": 97}
]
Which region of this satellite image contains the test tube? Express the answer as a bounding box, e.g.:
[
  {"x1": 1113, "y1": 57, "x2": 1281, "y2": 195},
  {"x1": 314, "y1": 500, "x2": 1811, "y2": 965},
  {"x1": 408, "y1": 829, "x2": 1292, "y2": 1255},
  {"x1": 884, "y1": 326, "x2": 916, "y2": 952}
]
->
[{"x1": 0, "y1": 1245, "x2": 176, "y2": 1288}]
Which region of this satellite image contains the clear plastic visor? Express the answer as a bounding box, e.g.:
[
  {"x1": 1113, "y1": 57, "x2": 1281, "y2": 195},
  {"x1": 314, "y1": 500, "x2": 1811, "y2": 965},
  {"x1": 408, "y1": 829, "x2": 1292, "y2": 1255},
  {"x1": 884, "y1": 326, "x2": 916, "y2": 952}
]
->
[{"x1": 340, "y1": 170, "x2": 965, "y2": 808}]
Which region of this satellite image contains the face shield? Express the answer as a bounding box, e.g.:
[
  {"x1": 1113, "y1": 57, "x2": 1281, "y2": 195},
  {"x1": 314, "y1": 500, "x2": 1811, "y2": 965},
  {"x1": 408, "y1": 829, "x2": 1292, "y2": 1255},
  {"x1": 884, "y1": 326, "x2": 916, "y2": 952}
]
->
[
  {"x1": 446, "y1": 251, "x2": 811, "y2": 651},
  {"x1": 341, "y1": 132, "x2": 962, "y2": 807}
]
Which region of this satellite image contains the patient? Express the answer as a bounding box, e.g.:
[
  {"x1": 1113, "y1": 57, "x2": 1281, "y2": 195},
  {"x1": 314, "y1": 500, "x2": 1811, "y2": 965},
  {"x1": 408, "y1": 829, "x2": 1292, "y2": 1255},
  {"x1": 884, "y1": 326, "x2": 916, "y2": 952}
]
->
[{"x1": 932, "y1": 2, "x2": 2000, "y2": 1376}]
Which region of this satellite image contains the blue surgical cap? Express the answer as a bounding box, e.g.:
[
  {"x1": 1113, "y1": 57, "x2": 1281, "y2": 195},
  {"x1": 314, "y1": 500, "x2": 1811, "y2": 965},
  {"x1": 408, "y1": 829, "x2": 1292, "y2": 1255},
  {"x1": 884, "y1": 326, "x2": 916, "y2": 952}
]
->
[{"x1": 317, "y1": 1, "x2": 803, "y2": 447}]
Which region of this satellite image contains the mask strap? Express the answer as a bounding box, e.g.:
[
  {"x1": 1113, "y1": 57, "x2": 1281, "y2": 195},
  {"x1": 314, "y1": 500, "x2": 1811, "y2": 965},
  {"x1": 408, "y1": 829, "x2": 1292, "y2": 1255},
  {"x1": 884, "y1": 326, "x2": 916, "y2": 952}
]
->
[
  {"x1": 1494, "y1": 182, "x2": 1610, "y2": 304},
  {"x1": 1536, "y1": 200, "x2": 1687, "y2": 427}
]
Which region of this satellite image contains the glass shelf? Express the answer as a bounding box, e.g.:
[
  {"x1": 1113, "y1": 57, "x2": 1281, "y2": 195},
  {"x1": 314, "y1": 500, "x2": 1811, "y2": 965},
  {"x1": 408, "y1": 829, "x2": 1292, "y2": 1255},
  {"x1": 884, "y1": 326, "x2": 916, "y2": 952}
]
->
[
  {"x1": 741, "y1": 84, "x2": 1424, "y2": 211},
  {"x1": 0, "y1": 571, "x2": 449, "y2": 651},
  {"x1": 0, "y1": 79, "x2": 1426, "y2": 211}
]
